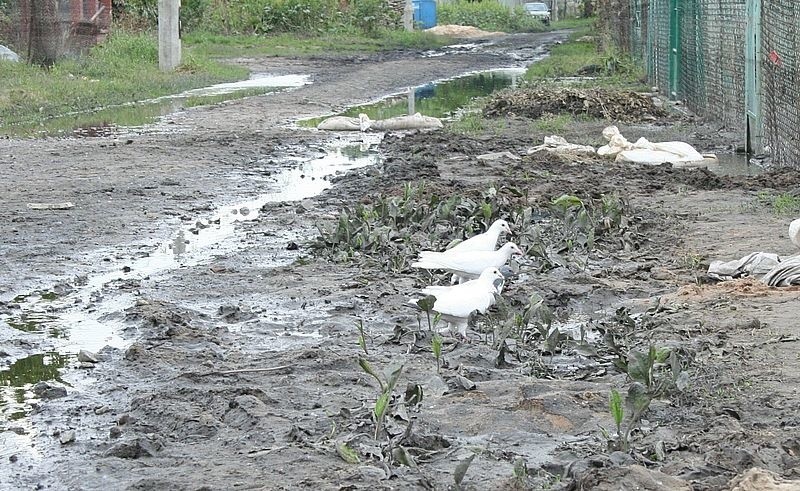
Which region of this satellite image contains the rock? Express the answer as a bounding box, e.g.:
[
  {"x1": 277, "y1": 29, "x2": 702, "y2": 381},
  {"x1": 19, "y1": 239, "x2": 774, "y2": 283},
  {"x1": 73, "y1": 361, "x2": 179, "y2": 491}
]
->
[
  {"x1": 104, "y1": 437, "x2": 161, "y2": 459},
  {"x1": 728, "y1": 468, "x2": 800, "y2": 491},
  {"x1": 78, "y1": 362, "x2": 96, "y2": 369},
  {"x1": 8, "y1": 455, "x2": 18, "y2": 463},
  {"x1": 94, "y1": 406, "x2": 111, "y2": 415},
  {"x1": 286, "y1": 241, "x2": 299, "y2": 251},
  {"x1": 32, "y1": 381, "x2": 67, "y2": 400},
  {"x1": 78, "y1": 349, "x2": 98, "y2": 363},
  {"x1": 60, "y1": 430, "x2": 76, "y2": 445}
]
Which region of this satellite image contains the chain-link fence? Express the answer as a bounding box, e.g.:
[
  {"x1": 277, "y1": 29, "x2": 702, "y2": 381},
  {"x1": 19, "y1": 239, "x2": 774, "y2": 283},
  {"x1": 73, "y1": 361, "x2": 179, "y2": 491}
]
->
[
  {"x1": 599, "y1": 0, "x2": 800, "y2": 167},
  {"x1": 762, "y1": 0, "x2": 800, "y2": 167}
]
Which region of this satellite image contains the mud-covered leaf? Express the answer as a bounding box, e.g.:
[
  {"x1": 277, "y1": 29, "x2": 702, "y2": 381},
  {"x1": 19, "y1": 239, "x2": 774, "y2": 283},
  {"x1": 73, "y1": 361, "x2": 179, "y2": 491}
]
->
[
  {"x1": 336, "y1": 442, "x2": 360, "y2": 464},
  {"x1": 416, "y1": 295, "x2": 436, "y2": 313},
  {"x1": 383, "y1": 364, "x2": 404, "y2": 392},
  {"x1": 392, "y1": 446, "x2": 418, "y2": 469},
  {"x1": 404, "y1": 383, "x2": 424, "y2": 407},
  {"x1": 675, "y1": 371, "x2": 690, "y2": 392},
  {"x1": 358, "y1": 356, "x2": 385, "y2": 391},
  {"x1": 454, "y1": 453, "x2": 476, "y2": 486}
]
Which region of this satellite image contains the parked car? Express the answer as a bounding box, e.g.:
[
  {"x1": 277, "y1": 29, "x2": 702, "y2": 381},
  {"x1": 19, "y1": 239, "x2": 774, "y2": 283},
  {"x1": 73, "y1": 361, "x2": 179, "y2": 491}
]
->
[{"x1": 524, "y1": 2, "x2": 551, "y2": 24}]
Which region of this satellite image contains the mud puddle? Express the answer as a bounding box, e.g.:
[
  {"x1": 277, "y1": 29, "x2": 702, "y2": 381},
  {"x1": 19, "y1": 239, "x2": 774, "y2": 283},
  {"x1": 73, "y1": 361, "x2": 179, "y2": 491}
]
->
[
  {"x1": 0, "y1": 73, "x2": 311, "y2": 138},
  {"x1": 0, "y1": 134, "x2": 382, "y2": 424},
  {"x1": 705, "y1": 153, "x2": 764, "y2": 176},
  {"x1": 300, "y1": 68, "x2": 526, "y2": 127}
]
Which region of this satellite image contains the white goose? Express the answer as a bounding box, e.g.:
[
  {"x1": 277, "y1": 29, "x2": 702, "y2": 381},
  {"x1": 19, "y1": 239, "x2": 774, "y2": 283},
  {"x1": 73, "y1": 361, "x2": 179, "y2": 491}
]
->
[
  {"x1": 409, "y1": 267, "x2": 505, "y2": 337},
  {"x1": 412, "y1": 242, "x2": 524, "y2": 281}
]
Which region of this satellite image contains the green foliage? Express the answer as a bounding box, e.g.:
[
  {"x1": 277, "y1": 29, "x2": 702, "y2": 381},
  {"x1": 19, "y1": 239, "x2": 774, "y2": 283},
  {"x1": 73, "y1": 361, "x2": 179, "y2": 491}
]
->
[
  {"x1": 756, "y1": 191, "x2": 800, "y2": 216},
  {"x1": 533, "y1": 113, "x2": 573, "y2": 133},
  {"x1": 432, "y1": 333, "x2": 443, "y2": 372},
  {"x1": 115, "y1": 0, "x2": 398, "y2": 36},
  {"x1": 0, "y1": 32, "x2": 246, "y2": 131},
  {"x1": 439, "y1": 0, "x2": 548, "y2": 33}
]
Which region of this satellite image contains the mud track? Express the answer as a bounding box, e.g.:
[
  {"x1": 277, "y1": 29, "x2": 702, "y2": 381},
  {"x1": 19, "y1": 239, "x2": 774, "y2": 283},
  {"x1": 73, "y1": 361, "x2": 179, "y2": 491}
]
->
[{"x1": 2, "y1": 31, "x2": 800, "y2": 490}]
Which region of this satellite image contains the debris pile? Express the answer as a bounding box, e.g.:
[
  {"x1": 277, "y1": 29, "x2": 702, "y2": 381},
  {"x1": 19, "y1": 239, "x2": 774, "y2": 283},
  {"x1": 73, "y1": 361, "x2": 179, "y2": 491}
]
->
[{"x1": 483, "y1": 87, "x2": 667, "y2": 122}]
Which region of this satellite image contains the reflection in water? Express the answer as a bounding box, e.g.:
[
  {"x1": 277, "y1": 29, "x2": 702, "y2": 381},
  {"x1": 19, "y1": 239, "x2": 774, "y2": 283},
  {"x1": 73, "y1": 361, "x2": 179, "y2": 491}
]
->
[
  {"x1": 0, "y1": 352, "x2": 70, "y2": 422},
  {"x1": 300, "y1": 69, "x2": 525, "y2": 127}
]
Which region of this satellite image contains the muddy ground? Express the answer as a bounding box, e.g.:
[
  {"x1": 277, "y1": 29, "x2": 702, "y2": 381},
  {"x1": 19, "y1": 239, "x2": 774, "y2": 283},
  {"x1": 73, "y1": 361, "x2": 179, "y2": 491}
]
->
[{"x1": 2, "y1": 31, "x2": 800, "y2": 491}]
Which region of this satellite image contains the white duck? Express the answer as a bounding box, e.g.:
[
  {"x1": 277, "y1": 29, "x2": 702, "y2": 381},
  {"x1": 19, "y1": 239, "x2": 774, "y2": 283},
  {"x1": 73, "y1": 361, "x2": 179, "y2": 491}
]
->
[
  {"x1": 412, "y1": 242, "x2": 524, "y2": 281},
  {"x1": 445, "y1": 219, "x2": 512, "y2": 254},
  {"x1": 790, "y1": 218, "x2": 800, "y2": 248},
  {"x1": 409, "y1": 267, "x2": 505, "y2": 337}
]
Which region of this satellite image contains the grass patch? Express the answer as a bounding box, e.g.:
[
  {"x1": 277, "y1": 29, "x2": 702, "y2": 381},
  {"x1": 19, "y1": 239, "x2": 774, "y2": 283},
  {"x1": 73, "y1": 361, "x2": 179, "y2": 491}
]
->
[
  {"x1": 533, "y1": 113, "x2": 574, "y2": 133},
  {"x1": 185, "y1": 30, "x2": 449, "y2": 58},
  {"x1": 756, "y1": 192, "x2": 800, "y2": 216},
  {"x1": 525, "y1": 19, "x2": 645, "y2": 87},
  {"x1": 449, "y1": 111, "x2": 486, "y2": 136},
  {"x1": 438, "y1": 0, "x2": 549, "y2": 33},
  {"x1": 0, "y1": 32, "x2": 247, "y2": 131}
]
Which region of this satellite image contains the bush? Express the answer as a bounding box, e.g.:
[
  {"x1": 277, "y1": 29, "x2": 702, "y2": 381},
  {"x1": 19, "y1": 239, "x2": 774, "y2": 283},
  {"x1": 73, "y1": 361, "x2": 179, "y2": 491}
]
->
[
  {"x1": 113, "y1": 0, "x2": 398, "y2": 36},
  {"x1": 438, "y1": 0, "x2": 547, "y2": 33}
]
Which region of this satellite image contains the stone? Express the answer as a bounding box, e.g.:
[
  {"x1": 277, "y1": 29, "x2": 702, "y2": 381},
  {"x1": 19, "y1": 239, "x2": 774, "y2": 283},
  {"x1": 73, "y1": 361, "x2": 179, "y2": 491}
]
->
[
  {"x1": 32, "y1": 381, "x2": 67, "y2": 400},
  {"x1": 60, "y1": 430, "x2": 76, "y2": 445}
]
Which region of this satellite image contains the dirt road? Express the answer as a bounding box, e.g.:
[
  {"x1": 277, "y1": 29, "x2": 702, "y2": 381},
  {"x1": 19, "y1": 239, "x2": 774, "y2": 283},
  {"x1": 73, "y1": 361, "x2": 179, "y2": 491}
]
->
[{"x1": 3, "y1": 30, "x2": 800, "y2": 490}]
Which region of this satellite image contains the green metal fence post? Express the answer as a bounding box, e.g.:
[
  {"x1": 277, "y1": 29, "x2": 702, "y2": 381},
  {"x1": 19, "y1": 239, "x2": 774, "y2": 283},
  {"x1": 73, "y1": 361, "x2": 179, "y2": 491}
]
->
[
  {"x1": 745, "y1": 0, "x2": 763, "y2": 154},
  {"x1": 668, "y1": 0, "x2": 681, "y2": 99}
]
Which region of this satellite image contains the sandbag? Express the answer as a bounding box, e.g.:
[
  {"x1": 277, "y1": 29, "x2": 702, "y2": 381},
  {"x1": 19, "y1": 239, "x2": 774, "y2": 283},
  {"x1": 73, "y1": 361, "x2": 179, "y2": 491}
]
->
[
  {"x1": 598, "y1": 125, "x2": 708, "y2": 164},
  {"x1": 761, "y1": 255, "x2": 800, "y2": 287},
  {"x1": 317, "y1": 116, "x2": 366, "y2": 131},
  {"x1": 707, "y1": 252, "x2": 781, "y2": 281},
  {"x1": 371, "y1": 113, "x2": 443, "y2": 131}
]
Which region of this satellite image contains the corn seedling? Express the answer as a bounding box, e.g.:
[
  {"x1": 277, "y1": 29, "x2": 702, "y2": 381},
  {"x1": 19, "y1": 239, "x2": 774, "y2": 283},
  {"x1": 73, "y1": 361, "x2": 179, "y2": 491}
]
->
[
  {"x1": 356, "y1": 318, "x2": 368, "y2": 355},
  {"x1": 432, "y1": 333, "x2": 443, "y2": 372}
]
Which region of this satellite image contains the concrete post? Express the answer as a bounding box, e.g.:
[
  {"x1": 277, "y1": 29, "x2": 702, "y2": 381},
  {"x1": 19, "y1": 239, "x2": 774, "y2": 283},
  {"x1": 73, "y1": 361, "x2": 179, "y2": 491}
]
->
[
  {"x1": 408, "y1": 87, "x2": 415, "y2": 115},
  {"x1": 158, "y1": 0, "x2": 181, "y2": 71},
  {"x1": 403, "y1": 0, "x2": 414, "y2": 31}
]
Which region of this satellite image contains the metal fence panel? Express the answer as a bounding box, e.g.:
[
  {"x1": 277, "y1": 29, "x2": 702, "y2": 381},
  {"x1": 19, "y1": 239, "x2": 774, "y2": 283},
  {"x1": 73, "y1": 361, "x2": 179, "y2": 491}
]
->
[{"x1": 762, "y1": 0, "x2": 800, "y2": 166}]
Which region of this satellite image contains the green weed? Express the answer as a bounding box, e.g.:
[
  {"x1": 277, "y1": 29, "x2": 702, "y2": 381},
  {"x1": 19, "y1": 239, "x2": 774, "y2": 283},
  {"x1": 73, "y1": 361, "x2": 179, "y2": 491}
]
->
[
  {"x1": 533, "y1": 113, "x2": 573, "y2": 133},
  {"x1": 438, "y1": 0, "x2": 548, "y2": 33}
]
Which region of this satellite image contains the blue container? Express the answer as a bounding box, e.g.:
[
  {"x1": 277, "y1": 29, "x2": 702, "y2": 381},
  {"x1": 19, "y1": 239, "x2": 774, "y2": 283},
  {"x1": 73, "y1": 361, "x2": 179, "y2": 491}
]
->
[{"x1": 412, "y1": 0, "x2": 437, "y2": 29}]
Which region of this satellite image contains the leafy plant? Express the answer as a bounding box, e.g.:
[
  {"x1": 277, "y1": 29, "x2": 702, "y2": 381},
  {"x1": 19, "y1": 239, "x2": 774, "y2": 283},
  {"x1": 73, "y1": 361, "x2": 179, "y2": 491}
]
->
[
  {"x1": 358, "y1": 357, "x2": 404, "y2": 439},
  {"x1": 432, "y1": 333, "x2": 443, "y2": 372},
  {"x1": 356, "y1": 318, "x2": 368, "y2": 355}
]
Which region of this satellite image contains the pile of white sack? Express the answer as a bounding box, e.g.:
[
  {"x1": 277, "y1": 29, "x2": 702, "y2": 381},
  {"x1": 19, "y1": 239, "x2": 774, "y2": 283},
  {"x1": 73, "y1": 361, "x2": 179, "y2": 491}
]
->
[
  {"x1": 598, "y1": 126, "x2": 716, "y2": 165},
  {"x1": 528, "y1": 125, "x2": 716, "y2": 167}
]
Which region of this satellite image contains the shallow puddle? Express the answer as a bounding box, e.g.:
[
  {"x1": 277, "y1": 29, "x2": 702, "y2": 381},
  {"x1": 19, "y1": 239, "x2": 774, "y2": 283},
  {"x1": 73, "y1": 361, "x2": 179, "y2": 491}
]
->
[
  {"x1": 0, "y1": 352, "x2": 70, "y2": 422},
  {"x1": 300, "y1": 68, "x2": 525, "y2": 128},
  {"x1": 705, "y1": 154, "x2": 764, "y2": 176},
  {"x1": 0, "y1": 73, "x2": 310, "y2": 138}
]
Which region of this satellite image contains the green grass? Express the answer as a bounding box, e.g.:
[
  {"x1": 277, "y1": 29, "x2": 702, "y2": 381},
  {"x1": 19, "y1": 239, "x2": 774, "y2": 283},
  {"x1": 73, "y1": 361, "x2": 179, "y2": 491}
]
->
[
  {"x1": 525, "y1": 19, "x2": 645, "y2": 86},
  {"x1": 0, "y1": 32, "x2": 247, "y2": 131},
  {"x1": 549, "y1": 17, "x2": 595, "y2": 30},
  {"x1": 185, "y1": 30, "x2": 450, "y2": 58},
  {"x1": 756, "y1": 192, "x2": 800, "y2": 216},
  {"x1": 438, "y1": 0, "x2": 549, "y2": 33},
  {"x1": 533, "y1": 113, "x2": 574, "y2": 133}
]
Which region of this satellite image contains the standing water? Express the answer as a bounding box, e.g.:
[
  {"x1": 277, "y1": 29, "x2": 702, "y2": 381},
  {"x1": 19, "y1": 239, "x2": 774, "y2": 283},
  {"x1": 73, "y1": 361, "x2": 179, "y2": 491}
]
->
[{"x1": 0, "y1": 133, "x2": 383, "y2": 423}]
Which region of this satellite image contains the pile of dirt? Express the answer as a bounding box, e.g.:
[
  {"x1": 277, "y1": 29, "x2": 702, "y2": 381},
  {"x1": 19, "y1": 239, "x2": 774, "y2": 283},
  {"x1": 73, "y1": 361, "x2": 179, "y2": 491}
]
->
[
  {"x1": 425, "y1": 24, "x2": 505, "y2": 38},
  {"x1": 483, "y1": 86, "x2": 668, "y2": 122}
]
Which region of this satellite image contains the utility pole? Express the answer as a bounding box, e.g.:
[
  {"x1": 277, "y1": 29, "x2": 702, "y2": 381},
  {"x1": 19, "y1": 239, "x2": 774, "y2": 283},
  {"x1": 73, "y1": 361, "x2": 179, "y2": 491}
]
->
[{"x1": 158, "y1": 0, "x2": 180, "y2": 71}]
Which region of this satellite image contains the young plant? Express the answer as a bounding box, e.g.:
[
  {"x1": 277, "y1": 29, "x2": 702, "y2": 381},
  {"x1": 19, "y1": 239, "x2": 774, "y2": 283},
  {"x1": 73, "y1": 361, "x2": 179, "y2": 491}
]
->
[
  {"x1": 356, "y1": 318, "x2": 368, "y2": 355},
  {"x1": 609, "y1": 389, "x2": 626, "y2": 450},
  {"x1": 432, "y1": 333, "x2": 443, "y2": 372},
  {"x1": 358, "y1": 357, "x2": 404, "y2": 439},
  {"x1": 416, "y1": 295, "x2": 437, "y2": 331}
]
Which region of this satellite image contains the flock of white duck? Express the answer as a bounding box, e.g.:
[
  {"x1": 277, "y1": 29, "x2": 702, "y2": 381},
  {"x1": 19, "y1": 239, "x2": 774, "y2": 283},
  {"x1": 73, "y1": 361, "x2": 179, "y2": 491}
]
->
[{"x1": 408, "y1": 219, "x2": 522, "y2": 338}]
